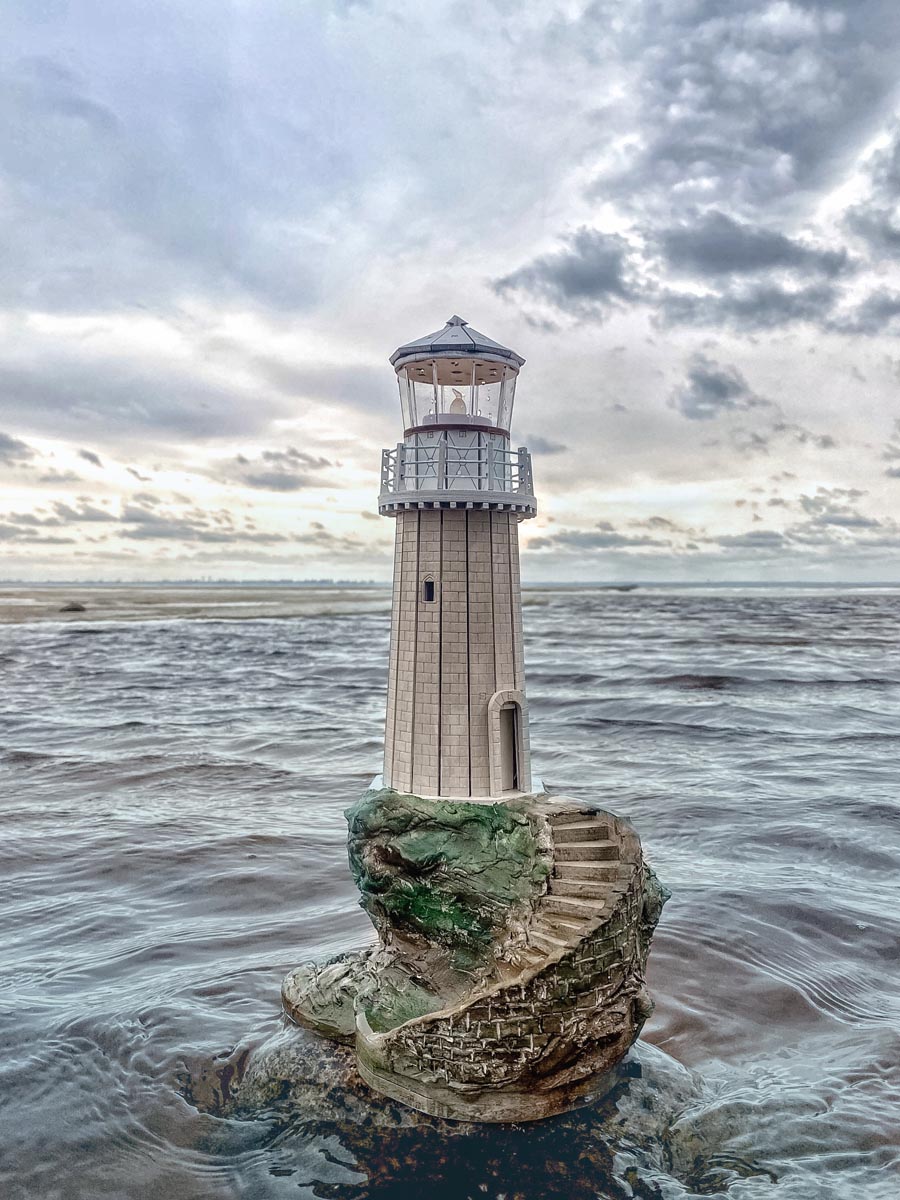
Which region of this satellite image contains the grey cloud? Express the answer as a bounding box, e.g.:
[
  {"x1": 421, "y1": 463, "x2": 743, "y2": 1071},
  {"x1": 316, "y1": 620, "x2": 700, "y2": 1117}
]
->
[
  {"x1": 496, "y1": 1, "x2": 900, "y2": 340},
  {"x1": 0, "y1": 354, "x2": 289, "y2": 443},
  {"x1": 37, "y1": 495, "x2": 382, "y2": 556},
  {"x1": 799, "y1": 485, "x2": 865, "y2": 509},
  {"x1": 729, "y1": 427, "x2": 774, "y2": 455},
  {"x1": 660, "y1": 211, "x2": 850, "y2": 278},
  {"x1": 78, "y1": 448, "x2": 103, "y2": 467},
  {"x1": 2, "y1": 511, "x2": 62, "y2": 528},
  {"x1": 584, "y1": 0, "x2": 900, "y2": 218},
  {"x1": 813, "y1": 512, "x2": 880, "y2": 529},
  {"x1": 224, "y1": 446, "x2": 333, "y2": 492},
  {"x1": 831, "y1": 290, "x2": 900, "y2": 335},
  {"x1": 846, "y1": 206, "x2": 900, "y2": 257},
  {"x1": 631, "y1": 514, "x2": 704, "y2": 538},
  {"x1": 526, "y1": 436, "x2": 568, "y2": 455},
  {"x1": 294, "y1": 525, "x2": 373, "y2": 554},
  {"x1": 237, "y1": 471, "x2": 319, "y2": 492},
  {"x1": 492, "y1": 229, "x2": 636, "y2": 316},
  {"x1": 669, "y1": 357, "x2": 839, "y2": 465},
  {"x1": 716, "y1": 530, "x2": 786, "y2": 549},
  {"x1": 118, "y1": 503, "x2": 287, "y2": 544},
  {"x1": 0, "y1": 523, "x2": 75, "y2": 544},
  {"x1": 529, "y1": 521, "x2": 670, "y2": 552},
  {"x1": 52, "y1": 500, "x2": 117, "y2": 523},
  {"x1": 669, "y1": 354, "x2": 768, "y2": 421},
  {"x1": 0, "y1": 431, "x2": 35, "y2": 464},
  {"x1": 770, "y1": 422, "x2": 837, "y2": 450},
  {"x1": 37, "y1": 469, "x2": 82, "y2": 484},
  {"x1": 661, "y1": 281, "x2": 839, "y2": 331},
  {"x1": 1, "y1": 498, "x2": 127, "y2": 532},
  {"x1": 796, "y1": 486, "x2": 881, "y2": 529},
  {"x1": 845, "y1": 125, "x2": 900, "y2": 256},
  {"x1": 883, "y1": 420, "x2": 900, "y2": 475}
]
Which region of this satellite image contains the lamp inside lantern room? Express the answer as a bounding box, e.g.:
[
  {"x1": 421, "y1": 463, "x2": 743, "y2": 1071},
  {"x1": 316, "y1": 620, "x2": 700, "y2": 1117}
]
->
[{"x1": 397, "y1": 355, "x2": 519, "y2": 435}]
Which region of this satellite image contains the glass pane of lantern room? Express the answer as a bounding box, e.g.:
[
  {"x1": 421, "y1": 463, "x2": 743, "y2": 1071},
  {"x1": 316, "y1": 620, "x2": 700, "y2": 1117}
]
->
[
  {"x1": 434, "y1": 359, "x2": 472, "y2": 419},
  {"x1": 399, "y1": 370, "x2": 417, "y2": 429},
  {"x1": 413, "y1": 378, "x2": 436, "y2": 426},
  {"x1": 497, "y1": 369, "x2": 517, "y2": 432},
  {"x1": 472, "y1": 379, "x2": 501, "y2": 426}
]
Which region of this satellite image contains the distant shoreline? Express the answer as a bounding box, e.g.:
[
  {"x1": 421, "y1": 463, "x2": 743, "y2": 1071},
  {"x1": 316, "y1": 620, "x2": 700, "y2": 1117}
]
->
[
  {"x1": 2, "y1": 580, "x2": 899, "y2": 590},
  {"x1": 2, "y1": 580, "x2": 899, "y2": 628}
]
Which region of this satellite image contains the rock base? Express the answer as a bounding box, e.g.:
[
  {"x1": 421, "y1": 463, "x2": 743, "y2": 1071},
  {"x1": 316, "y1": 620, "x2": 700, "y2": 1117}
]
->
[{"x1": 283, "y1": 788, "x2": 667, "y2": 1123}]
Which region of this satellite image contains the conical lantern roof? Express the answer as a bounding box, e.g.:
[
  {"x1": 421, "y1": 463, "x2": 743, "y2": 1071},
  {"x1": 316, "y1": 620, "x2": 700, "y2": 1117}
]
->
[{"x1": 390, "y1": 315, "x2": 525, "y2": 370}]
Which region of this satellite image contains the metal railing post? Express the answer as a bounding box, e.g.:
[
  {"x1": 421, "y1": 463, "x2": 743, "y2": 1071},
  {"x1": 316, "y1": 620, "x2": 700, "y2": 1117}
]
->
[
  {"x1": 396, "y1": 442, "x2": 406, "y2": 492},
  {"x1": 517, "y1": 447, "x2": 531, "y2": 494}
]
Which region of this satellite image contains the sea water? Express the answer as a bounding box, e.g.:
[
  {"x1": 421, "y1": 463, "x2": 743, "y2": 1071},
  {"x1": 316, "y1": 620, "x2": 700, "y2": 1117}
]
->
[{"x1": 1, "y1": 585, "x2": 898, "y2": 1198}]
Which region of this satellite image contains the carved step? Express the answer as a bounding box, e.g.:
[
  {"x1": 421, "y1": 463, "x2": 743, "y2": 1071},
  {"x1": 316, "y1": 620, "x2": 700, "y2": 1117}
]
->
[
  {"x1": 553, "y1": 862, "x2": 621, "y2": 882},
  {"x1": 528, "y1": 928, "x2": 573, "y2": 953},
  {"x1": 552, "y1": 821, "x2": 612, "y2": 843},
  {"x1": 520, "y1": 946, "x2": 548, "y2": 963},
  {"x1": 541, "y1": 894, "x2": 606, "y2": 919},
  {"x1": 546, "y1": 911, "x2": 595, "y2": 934},
  {"x1": 546, "y1": 808, "x2": 606, "y2": 826},
  {"x1": 554, "y1": 841, "x2": 619, "y2": 862},
  {"x1": 549, "y1": 878, "x2": 610, "y2": 900}
]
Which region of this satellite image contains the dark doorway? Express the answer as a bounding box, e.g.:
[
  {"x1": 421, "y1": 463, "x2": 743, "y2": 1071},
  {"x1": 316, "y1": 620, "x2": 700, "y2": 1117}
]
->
[{"x1": 500, "y1": 703, "x2": 519, "y2": 791}]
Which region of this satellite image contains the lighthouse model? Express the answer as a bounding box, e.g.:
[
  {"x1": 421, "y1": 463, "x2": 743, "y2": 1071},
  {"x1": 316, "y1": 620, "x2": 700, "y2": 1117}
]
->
[
  {"x1": 379, "y1": 315, "x2": 535, "y2": 800},
  {"x1": 282, "y1": 317, "x2": 667, "y2": 1123}
]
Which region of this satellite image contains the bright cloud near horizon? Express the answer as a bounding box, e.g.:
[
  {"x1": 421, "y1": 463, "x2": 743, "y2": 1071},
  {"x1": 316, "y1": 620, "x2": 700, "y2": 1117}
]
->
[{"x1": 3, "y1": 0, "x2": 900, "y2": 583}]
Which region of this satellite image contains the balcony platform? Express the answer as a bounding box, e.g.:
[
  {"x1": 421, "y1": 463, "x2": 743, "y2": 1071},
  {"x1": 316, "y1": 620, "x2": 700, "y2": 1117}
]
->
[
  {"x1": 379, "y1": 434, "x2": 537, "y2": 519},
  {"x1": 378, "y1": 491, "x2": 537, "y2": 517}
]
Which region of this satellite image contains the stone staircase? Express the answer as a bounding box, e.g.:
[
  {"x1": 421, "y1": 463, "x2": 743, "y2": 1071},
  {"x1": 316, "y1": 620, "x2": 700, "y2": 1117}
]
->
[
  {"x1": 525, "y1": 808, "x2": 625, "y2": 959},
  {"x1": 354, "y1": 799, "x2": 655, "y2": 1120}
]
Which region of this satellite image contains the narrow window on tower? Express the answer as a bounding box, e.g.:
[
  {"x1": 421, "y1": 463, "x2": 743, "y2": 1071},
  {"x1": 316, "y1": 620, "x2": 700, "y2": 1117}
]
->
[{"x1": 422, "y1": 577, "x2": 436, "y2": 603}]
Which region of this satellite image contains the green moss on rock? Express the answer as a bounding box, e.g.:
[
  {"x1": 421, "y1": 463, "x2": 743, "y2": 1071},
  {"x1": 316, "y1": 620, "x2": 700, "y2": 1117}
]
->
[{"x1": 345, "y1": 788, "x2": 549, "y2": 968}]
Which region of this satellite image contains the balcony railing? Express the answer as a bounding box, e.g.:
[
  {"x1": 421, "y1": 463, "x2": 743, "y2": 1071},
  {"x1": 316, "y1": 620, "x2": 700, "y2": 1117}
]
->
[{"x1": 379, "y1": 438, "x2": 536, "y2": 515}]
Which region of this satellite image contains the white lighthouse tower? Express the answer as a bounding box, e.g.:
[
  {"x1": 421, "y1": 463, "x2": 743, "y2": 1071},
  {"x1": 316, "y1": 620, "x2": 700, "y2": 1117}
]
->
[{"x1": 378, "y1": 315, "x2": 538, "y2": 800}]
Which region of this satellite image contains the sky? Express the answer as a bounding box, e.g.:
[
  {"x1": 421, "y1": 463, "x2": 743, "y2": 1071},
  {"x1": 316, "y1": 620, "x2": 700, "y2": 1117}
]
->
[{"x1": 2, "y1": 0, "x2": 900, "y2": 583}]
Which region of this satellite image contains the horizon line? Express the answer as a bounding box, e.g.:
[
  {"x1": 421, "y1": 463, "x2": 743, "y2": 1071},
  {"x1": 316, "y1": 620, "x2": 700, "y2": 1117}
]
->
[{"x1": 2, "y1": 578, "x2": 900, "y2": 589}]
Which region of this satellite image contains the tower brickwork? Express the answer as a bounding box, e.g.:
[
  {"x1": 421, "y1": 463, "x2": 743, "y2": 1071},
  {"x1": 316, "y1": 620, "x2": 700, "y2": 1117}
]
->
[{"x1": 383, "y1": 507, "x2": 530, "y2": 798}]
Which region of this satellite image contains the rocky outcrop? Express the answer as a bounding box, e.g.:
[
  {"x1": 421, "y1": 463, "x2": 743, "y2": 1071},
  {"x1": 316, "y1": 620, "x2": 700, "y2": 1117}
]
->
[{"x1": 283, "y1": 788, "x2": 667, "y2": 1122}]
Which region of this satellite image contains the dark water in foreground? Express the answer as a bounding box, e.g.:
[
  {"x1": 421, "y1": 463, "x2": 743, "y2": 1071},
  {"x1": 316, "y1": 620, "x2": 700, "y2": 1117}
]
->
[{"x1": 1, "y1": 586, "x2": 898, "y2": 1199}]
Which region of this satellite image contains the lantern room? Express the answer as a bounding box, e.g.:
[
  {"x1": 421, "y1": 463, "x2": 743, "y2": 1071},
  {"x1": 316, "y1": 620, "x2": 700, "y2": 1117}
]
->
[{"x1": 390, "y1": 315, "x2": 525, "y2": 436}]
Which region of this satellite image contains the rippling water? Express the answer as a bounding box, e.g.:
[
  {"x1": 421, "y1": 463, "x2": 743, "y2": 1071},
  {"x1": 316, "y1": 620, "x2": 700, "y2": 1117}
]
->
[{"x1": 1, "y1": 585, "x2": 898, "y2": 1198}]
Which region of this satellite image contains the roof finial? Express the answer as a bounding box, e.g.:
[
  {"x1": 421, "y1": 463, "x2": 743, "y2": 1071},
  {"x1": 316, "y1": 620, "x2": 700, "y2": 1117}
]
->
[{"x1": 447, "y1": 314, "x2": 468, "y2": 326}]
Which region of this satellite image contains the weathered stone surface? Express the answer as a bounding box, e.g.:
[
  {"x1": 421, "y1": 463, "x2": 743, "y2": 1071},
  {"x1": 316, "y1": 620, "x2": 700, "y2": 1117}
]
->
[
  {"x1": 283, "y1": 946, "x2": 445, "y2": 1040},
  {"x1": 183, "y1": 1025, "x2": 745, "y2": 1200},
  {"x1": 284, "y1": 789, "x2": 668, "y2": 1122}
]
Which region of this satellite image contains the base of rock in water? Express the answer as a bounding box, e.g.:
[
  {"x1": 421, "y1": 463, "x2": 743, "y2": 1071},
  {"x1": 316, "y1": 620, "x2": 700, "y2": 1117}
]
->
[{"x1": 282, "y1": 787, "x2": 667, "y2": 1123}]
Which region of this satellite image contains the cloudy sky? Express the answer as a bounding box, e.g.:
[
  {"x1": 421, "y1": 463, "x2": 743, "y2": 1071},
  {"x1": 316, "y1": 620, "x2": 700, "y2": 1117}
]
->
[{"x1": 3, "y1": 0, "x2": 900, "y2": 582}]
